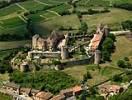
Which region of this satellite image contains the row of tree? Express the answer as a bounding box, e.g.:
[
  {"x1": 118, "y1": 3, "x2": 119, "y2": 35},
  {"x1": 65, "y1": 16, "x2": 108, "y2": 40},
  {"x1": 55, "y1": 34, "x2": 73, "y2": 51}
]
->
[
  {"x1": 101, "y1": 33, "x2": 116, "y2": 62},
  {"x1": 114, "y1": 3, "x2": 132, "y2": 11}
]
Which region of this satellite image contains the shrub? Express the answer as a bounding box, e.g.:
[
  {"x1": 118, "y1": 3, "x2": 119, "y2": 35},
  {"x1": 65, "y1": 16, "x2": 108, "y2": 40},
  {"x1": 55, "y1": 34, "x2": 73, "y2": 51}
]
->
[
  {"x1": 124, "y1": 57, "x2": 129, "y2": 61},
  {"x1": 117, "y1": 60, "x2": 126, "y2": 68},
  {"x1": 112, "y1": 75, "x2": 122, "y2": 82},
  {"x1": 114, "y1": 3, "x2": 132, "y2": 11}
]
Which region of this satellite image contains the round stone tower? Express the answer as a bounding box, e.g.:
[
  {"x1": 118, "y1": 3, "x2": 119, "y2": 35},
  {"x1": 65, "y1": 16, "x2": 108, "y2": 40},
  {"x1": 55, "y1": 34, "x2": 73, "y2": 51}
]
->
[
  {"x1": 20, "y1": 62, "x2": 29, "y2": 72},
  {"x1": 32, "y1": 34, "x2": 39, "y2": 50},
  {"x1": 94, "y1": 50, "x2": 101, "y2": 64},
  {"x1": 103, "y1": 25, "x2": 110, "y2": 36},
  {"x1": 61, "y1": 46, "x2": 69, "y2": 60}
]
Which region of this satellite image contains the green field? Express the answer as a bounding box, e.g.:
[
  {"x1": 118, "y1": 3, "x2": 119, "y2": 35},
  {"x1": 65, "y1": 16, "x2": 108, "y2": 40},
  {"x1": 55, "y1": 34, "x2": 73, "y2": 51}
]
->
[
  {"x1": 39, "y1": 0, "x2": 69, "y2": 4},
  {"x1": 48, "y1": 3, "x2": 71, "y2": 13},
  {"x1": 82, "y1": 8, "x2": 132, "y2": 30},
  {"x1": 111, "y1": 36, "x2": 132, "y2": 65},
  {"x1": 0, "y1": 17, "x2": 25, "y2": 28},
  {"x1": 0, "y1": 4, "x2": 23, "y2": 17},
  {"x1": 63, "y1": 64, "x2": 123, "y2": 87},
  {"x1": 0, "y1": 40, "x2": 31, "y2": 50},
  {"x1": 77, "y1": 0, "x2": 132, "y2": 7},
  {"x1": 27, "y1": 10, "x2": 59, "y2": 22},
  {"x1": 0, "y1": 92, "x2": 12, "y2": 100},
  {"x1": 18, "y1": 0, "x2": 49, "y2": 11},
  {"x1": 39, "y1": 14, "x2": 81, "y2": 30},
  {"x1": 0, "y1": 0, "x2": 132, "y2": 41}
]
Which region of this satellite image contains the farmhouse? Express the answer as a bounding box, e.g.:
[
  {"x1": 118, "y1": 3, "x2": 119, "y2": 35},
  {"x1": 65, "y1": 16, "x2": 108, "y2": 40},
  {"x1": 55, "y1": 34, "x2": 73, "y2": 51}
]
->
[
  {"x1": 99, "y1": 84, "x2": 124, "y2": 97},
  {"x1": 3, "y1": 82, "x2": 20, "y2": 94},
  {"x1": 50, "y1": 94, "x2": 65, "y2": 100},
  {"x1": 34, "y1": 91, "x2": 53, "y2": 100}
]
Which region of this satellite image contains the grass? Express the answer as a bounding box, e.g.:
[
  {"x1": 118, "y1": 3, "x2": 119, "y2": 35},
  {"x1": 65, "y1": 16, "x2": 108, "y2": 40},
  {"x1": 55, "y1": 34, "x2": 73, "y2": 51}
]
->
[
  {"x1": 63, "y1": 65, "x2": 87, "y2": 81},
  {"x1": 77, "y1": 0, "x2": 109, "y2": 7},
  {"x1": 0, "y1": 17, "x2": 25, "y2": 28},
  {"x1": 39, "y1": 0, "x2": 68, "y2": 4},
  {"x1": 77, "y1": 0, "x2": 132, "y2": 7},
  {"x1": 111, "y1": 36, "x2": 132, "y2": 65},
  {"x1": 0, "y1": 92, "x2": 12, "y2": 100},
  {"x1": 0, "y1": 40, "x2": 31, "y2": 50},
  {"x1": 63, "y1": 64, "x2": 123, "y2": 87},
  {"x1": 0, "y1": 4, "x2": 23, "y2": 17},
  {"x1": 48, "y1": 3, "x2": 71, "y2": 13},
  {"x1": 82, "y1": 8, "x2": 132, "y2": 30},
  {"x1": 105, "y1": 0, "x2": 132, "y2": 5},
  {"x1": 0, "y1": 73, "x2": 9, "y2": 82},
  {"x1": 18, "y1": 0, "x2": 49, "y2": 11},
  {"x1": 27, "y1": 11, "x2": 58, "y2": 22},
  {"x1": 38, "y1": 14, "x2": 81, "y2": 31},
  {"x1": 0, "y1": 50, "x2": 13, "y2": 60}
]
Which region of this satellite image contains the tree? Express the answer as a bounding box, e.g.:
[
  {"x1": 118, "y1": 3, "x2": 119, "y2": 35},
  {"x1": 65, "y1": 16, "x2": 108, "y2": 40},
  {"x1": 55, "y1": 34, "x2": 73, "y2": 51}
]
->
[
  {"x1": 121, "y1": 20, "x2": 132, "y2": 31},
  {"x1": 102, "y1": 37, "x2": 114, "y2": 53},
  {"x1": 117, "y1": 60, "x2": 126, "y2": 68},
  {"x1": 26, "y1": 18, "x2": 35, "y2": 38},
  {"x1": 102, "y1": 50, "x2": 111, "y2": 61},
  {"x1": 124, "y1": 57, "x2": 129, "y2": 61},
  {"x1": 112, "y1": 74, "x2": 122, "y2": 82},
  {"x1": 101, "y1": 36, "x2": 116, "y2": 62},
  {"x1": 108, "y1": 33, "x2": 116, "y2": 42},
  {"x1": 80, "y1": 22, "x2": 88, "y2": 33},
  {"x1": 79, "y1": 90, "x2": 88, "y2": 100},
  {"x1": 76, "y1": 11, "x2": 82, "y2": 18}
]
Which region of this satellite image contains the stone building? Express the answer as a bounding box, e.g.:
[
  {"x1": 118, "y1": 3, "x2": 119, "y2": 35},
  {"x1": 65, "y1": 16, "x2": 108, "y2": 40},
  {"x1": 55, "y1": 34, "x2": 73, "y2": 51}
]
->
[
  {"x1": 30, "y1": 30, "x2": 69, "y2": 60},
  {"x1": 94, "y1": 50, "x2": 101, "y2": 64},
  {"x1": 34, "y1": 91, "x2": 53, "y2": 100}
]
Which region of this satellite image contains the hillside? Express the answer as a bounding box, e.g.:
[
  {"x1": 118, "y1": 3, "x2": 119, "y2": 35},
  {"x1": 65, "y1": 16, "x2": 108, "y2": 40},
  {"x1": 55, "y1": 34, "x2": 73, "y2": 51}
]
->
[{"x1": 0, "y1": 0, "x2": 131, "y2": 41}]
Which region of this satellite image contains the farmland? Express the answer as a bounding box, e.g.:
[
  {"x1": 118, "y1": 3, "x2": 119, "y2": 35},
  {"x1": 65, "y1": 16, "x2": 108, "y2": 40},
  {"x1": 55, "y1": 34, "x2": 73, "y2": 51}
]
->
[
  {"x1": 0, "y1": 0, "x2": 131, "y2": 40},
  {"x1": 0, "y1": 0, "x2": 131, "y2": 57}
]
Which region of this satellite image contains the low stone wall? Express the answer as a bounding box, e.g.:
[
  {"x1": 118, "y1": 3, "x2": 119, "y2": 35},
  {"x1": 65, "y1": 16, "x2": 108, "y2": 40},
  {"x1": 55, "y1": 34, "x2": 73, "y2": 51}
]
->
[
  {"x1": 28, "y1": 51, "x2": 61, "y2": 59},
  {"x1": 110, "y1": 30, "x2": 131, "y2": 36},
  {"x1": 62, "y1": 56, "x2": 94, "y2": 68}
]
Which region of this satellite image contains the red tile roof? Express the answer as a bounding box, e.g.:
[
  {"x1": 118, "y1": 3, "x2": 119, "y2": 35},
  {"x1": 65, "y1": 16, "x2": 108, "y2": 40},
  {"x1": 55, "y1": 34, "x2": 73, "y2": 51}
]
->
[
  {"x1": 50, "y1": 94, "x2": 65, "y2": 100},
  {"x1": 36, "y1": 91, "x2": 53, "y2": 100}
]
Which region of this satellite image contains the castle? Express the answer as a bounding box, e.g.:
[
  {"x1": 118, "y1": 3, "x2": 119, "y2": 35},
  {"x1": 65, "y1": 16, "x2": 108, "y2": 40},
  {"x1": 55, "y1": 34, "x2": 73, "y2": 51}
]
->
[
  {"x1": 11, "y1": 24, "x2": 110, "y2": 72},
  {"x1": 27, "y1": 30, "x2": 69, "y2": 60}
]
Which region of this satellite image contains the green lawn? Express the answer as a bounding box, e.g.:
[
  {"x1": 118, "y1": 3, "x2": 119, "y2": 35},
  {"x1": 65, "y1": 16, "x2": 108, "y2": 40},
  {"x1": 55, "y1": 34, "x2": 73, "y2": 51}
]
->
[{"x1": 82, "y1": 8, "x2": 132, "y2": 30}]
